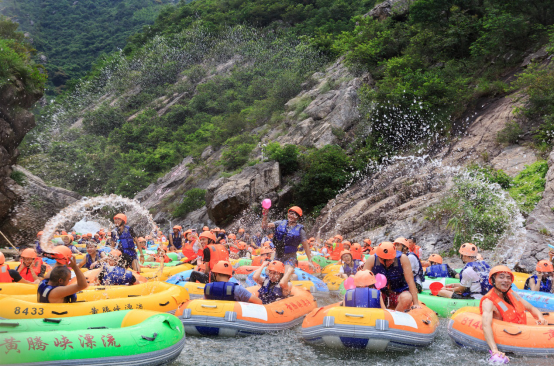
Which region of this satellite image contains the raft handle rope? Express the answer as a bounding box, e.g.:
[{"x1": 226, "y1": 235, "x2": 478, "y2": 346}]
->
[
  {"x1": 345, "y1": 313, "x2": 364, "y2": 318},
  {"x1": 502, "y1": 328, "x2": 522, "y2": 336},
  {"x1": 275, "y1": 310, "x2": 284, "y2": 315},
  {"x1": 43, "y1": 318, "x2": 61, "y2": 324},
  {"x1": 542, "y1": 312, "x2": 550, "y2": 316},
  {"x1": 159, "y1": 301, "x2": 170, "y2": 306},
  {"x1": 0, "y1": 322, "x2": 19, "y2": 327},
  {"x1": 422, "y1": 319, "x2": 431, "y2": 325},
  {"x1": 51, "y1": 311, "x2": 68, "y2": 315},
  {"x1": 201, "y1": 304, "x2": 217, "y2": 308},
  {"x1": 141, "y1": 333, "x2": 158, "y2": 341},
  {"x1": 196, "y1": 286, "x2": 204, "y2": 289},
  {"x1": 88, "y1": 326, "x2": 108, "y2": 329},
  {"x1": 128, "y1": 295, "x2": 140, "y2": 297}
]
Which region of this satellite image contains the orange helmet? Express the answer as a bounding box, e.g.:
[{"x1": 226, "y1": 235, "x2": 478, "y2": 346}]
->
[
  {"x1": 343, "y1": 241, "x2": 351, "y2": 247},
  {"x1": 428, "y1": 254, "x2": 443, "y2": 264},
  {"x1": 199, "y1": 231, "x2": 217, "y2": 243},
  {"x1": 260, "y1": 248, "x2": 273, "y2": 255},
  {"x1": 288, "y1": 206, "x2": 303, "y2": 217},
  {"x1": 37, "y1": 231, "x2": 43, "y2": 237},
  {"x1": 212, "y1": 260, "x2": 233, "y2": 277},
  {"x1": 536, "y1": 260, "x2": 554, "y2": 272},
  {"x1": 488, "y1": 265, "x2": 513, "y2": 285},
  {"x1": 459, "y1": 243, "x2": 478, "y2": 257},
  {"x1": 109, "y1": 250, "x2": 122, "y2": 257},
  {"x1": 184, "y1": 229, "x2": 192, "y2": 235},
  {"x1": 20, "y1": 248, "x2": 37, "y2": 259},
  {"x1": 363, "y1": 239, "x2": 372, "y2": 246},
  {"x1": 113, "y1": 213, "x2": 127, "y2": 224},
  {"x1": 354, "y1": 270, "x2": 376, "y2": 287},
  {"x1": 394, "y1": 237, "x2": 409, "y2": 248},
  {"x1": 237, "y1": 241, "x2": 247, "y2": 250},
  {"x1": 68, "y1": 234, "x2": 74, "y2": 242},
  {"x1": 267, "y1": 260, "x2": 285, "y2": 274},
  {"x1": 202, "y1": 226, "x2": 209, "y2": 231},
  {"x1": 334, "y1": 235, "x2": 343, "y2": 242},
  {"x1": 351, "y1": 243, "x2": 361, "y2": 251},
  {"x1": 173, "y1": 225, "x2": 181, "y2": 230},
  {"x1": 138, "y1": 237, "x2": 146, "y2": 242},
  {"x1": 158, "y1": 245, "x2": 168, "y2": 252},
  {"x1": 228, "y1": 234, "x2": 237, "y2": 240},
  {"x1": 375, "y1": 242, "x2": 396, "y2": 260},
  {"x1": 87, "y1": 233, "x2": 93, "y2": 238},
  {"x1": 52, "y1": 245, "x2": 73, "y2": 264},
  {"x1": 262, "y1": 241, "x2": 271, "y2": 248},
  {"x1": 61, "y1": 231, "x2": 67, "y2": 235},
  {"x1": 0, "y1": 251, "x2": 5, "y2": 265},
  {"x1": 238, "y1": 228, "x2": 245, "y2": 233},
  {"x1": 340, "y1": 250, "x2": 352, "y2": 260}
]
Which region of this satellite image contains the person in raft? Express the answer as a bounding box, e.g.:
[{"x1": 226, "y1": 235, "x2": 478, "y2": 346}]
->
[
  {"x1": 363, "y1": 242, "x2": 421, "y2": 311},
  {"x1": 188, "y1": 231, "x2": 229, "y2": 283},
  {"x1": 112, "y1": 213, "x2": 145, "y2": 272},
  {"x1": 38, "y1": 255, "x2": 88, "y2": 303},
  {"x1": 0, "y1": 251, "x2": 37, "y2": 284},
  {"x1": 168, "y1": 225, "x2": 183, "y2": 251},
  {"x1": 339, "y1": 250, "x2": 363, "y2": 279},
  {"x1": 481, "y1": 265, "x2": 547, "y2": 360},
  {"x1": 251, "y1": 247, "x2": 274, "y2": 266},
  {"x1": 261, "y1": 206, "x2": 314, "y2": 274},
  {"x1": 146, "y1": 245, "x2": 170, "y2": 263},
  {"x1": 252, "y1": 260, "x2": 294, "y2": 304},
  {"x1": 524, "y1": 260, "x2": 553, "y2": 293},
  {"x1": 16, "y1": 248, "x2": 46, "y2": 283},
  {"x1": 424, "y1": 254, "x2": 459, "y2": 278},
  {"x1": 78, "y1": 241, "x2": 103, "y2": 270},
  {"x1": 98, "y1": 250, "x2": 137, "y2": 286},
  {"x1": 342, "y1": 270, "x2": 387, "y2": 309},
  {"x1": 437, "y1": 243, "x2": 491, "y2": 300},
  {"x1": 204, "y1": 260, "x2": 262, "y2": 304},
  {"x1": 42, "y1": 245, "x2": 74, "y2": 279},
  {"x1": 394, "y1": 237, "x2": 424, "y2": 293}
]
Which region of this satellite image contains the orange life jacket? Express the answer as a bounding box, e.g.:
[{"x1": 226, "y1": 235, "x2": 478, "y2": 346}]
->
[
  {"x1": 207, "y1": 244, "x2": 229, "y2": 270},
  {"x1": 410, "y1": 245, "x2": 422, "y2": 259},
  {"x1": 351, "y1": 246, "x2": 363, "y2": 260},
  {"x1": 480, "y1": 289, "x2": 527, "y2": 325},
  {"x1": 330, "y1": 243, "x2": 344, "y2": 261},
  {"x1": 153, "y1": 254, "x2": 170, "y2": 263},
  {"x1": 17, "y1": 258, "x2": 44, "y2": 282},
  {"x1": 182, "y1": 240, "x2": 197, "y2": 262},
  {"x1": 0, "y1": 264, "x2": 13, "y2": 283}
]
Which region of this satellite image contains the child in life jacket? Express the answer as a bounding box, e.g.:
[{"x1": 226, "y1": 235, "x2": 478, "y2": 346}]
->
[
  {"x1": 394, "y1": 237, "x2": 424, "y2": 293},
  {"x1": 78, "y1": 242, "x2": 103, "y2": 270},
  {"x1": 0, "y1": 251, "x2": 36, "y2": 284},
  {"x1": 339, "y1": 250, "x2": 363, "y2": 279},
  {"x1": 38, "y1": 255, "x2": 88, "y2": 303},
  {"x1": 188, "y1": 232, "x2": 228, "y2": 283},
  {"x1": 524, "y1": 260, "x2": 553, "y2": 293},
  {"x1": 342, "y1": 270, "x2": 386, "y2": 309},
  {"x1": 16, "y1": 248, "x2": 46, "y2": 283},
  {"x1": 146, "y1": 245, "x2": 170, "y2": 263},
  {"x1": 481, "y1": 265, "x2": 547, "y2": 361},
  {"x1": 203, "y1": 260, "x2": 262, "y2": 304},
  {"x1": 61, "y1": 235, "x2": 80, "y2": 254},
  {"x1": 252, "y1": 260, "x2": 294, "y2": 304},
  {"x1": 97, "y1": 250, "x2": 137, "y2": 286},
  {"x1": 424, "y1": 254, "x2": 458, "y2": 278}
]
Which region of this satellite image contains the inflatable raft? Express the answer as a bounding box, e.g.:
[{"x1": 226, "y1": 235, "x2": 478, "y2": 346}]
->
[
  {"x1": 302, "y1": 303, "x2": 439, "y2": 351},
  {"x1": 166, "y1": 270, "x2": 239, "y2": 299},
  {"x1": 0, "y1": 283, "x2": 38, "y2": 295},
  {"x1": 245, "y1": 268, "x2": 329, "y2": 295},
  {"x1": 418, "y1": 290, "x2": 479, "y2": 318},
  {"x1": 176, "y1": 286, "x2": 316, "y2": 336},
  {"x1": 513, "y1": 287, "x2": 554, "y2": 312},
  {"x1": 448, "y1": 307, "x2": 554, "y2": 355},
  {"x1": 0, "y1": 281, "x2": 188, "y2": 319},
  {"x1": 0, "y1": 310, "x2": 185, "y2": 365},
  {"x1": 312, "y1": 256, "x2": 336, "y2": 269},
  {"x1": 140, "y1": 263, "x2": 194, "y2": 281},
  {"x1": 322, "y1": 273, "x2": 345, "y2": 292}
]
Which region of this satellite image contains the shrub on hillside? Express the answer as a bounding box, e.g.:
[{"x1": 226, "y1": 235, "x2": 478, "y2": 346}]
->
[
  {"x1": 265, "y1": 143, "x2": 299, "y2": 175},
  {"x1": 173, "y1": 188, "x2": 206, "y2": 217}
]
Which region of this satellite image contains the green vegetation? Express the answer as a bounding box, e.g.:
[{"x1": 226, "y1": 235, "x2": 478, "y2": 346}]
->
[
  {"x1": 496, "y1": 121, "x2": 522, "y2": 145},
  {"x1": 508, "y1": 161, "x2": 549, "y2": 215},
  {"x1": 9, "y1": 170, "x2": 26, "y2": 186},
  {"x1": 264, "y1": 143, "x2": 299, "y2": 175},
  {"x1": 0, "y1": 17, "x2": 46, "y2": 91},
  {"x1": 172, "y1": 188, "x2": 206, "y2": 218},
  {"x1": 1, "y1": 0, "x2": 172, "y2": 93}
]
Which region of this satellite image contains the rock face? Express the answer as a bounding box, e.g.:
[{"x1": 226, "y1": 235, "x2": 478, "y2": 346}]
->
[
  {"x1": 365, "y1": 0, "x2": 412, "y2": 20},
  {"x1": 206, "y1": 162, "x2": 281, "y2": 224},
  {"x1": 0, "y1": 166, "x2": 81, "y2": 247},
  {"x1": 311, "y1": 93, "x2": 538, "y2": 264},
  {"x1": 0, "y1": 80, "x2": 43, "y2": 233},
  {"x1": 518, "y1": 150, "x2": 554, "y2": 271}
]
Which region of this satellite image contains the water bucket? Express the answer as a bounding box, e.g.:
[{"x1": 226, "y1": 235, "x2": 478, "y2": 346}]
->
[
  {"x1": 262, "y1": 199, "x2": 272, "y2": 209},
  {"x1": 429, "y1": 282, "x2": 444, "y2": 296},
  {"x1": 344, "y1": 277, "x2": 355, "y2": 290},
  {"x1": 375, "y1": 273, "x2": 387, "y2": 289}
]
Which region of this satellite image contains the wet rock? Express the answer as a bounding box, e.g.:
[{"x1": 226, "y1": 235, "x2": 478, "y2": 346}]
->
[
  {"x1": 201, "y1": 145, "x2": 214, "y2": 160},
  {"x1": 521, "y1": 47, "x2": 548, "y2": 68},
  {"x1": 490, "y1": 145, "x2": 537, "y2": 177},
  {"x1": 206, "y1": 162, "x2": 280, "y2": 224},
  {"x1": 0, "y1": 166, "x2": 81, "y2": 247}
]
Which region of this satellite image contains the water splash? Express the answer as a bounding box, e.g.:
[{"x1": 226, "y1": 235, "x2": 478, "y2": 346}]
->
[{"x1": 40, "y1": 194, "x2": 156, "y2": 251}]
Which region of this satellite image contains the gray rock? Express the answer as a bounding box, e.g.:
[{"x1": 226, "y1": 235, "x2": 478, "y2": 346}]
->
[
  {"x1": 521, "y1": 47, "x2": 548, "y2": 67},
  {"x1": 206, "y1": 162, "x2": 280, "y2": 224},
  {"x1": 201, "y1": 145, "x2": 214, "y2": 160},
  {"x1": 365, "y1": 0, "x2": 412, "y2": 20},
  {"x1": 490, "y1": 145, "x2": 537, "y2": 177}
]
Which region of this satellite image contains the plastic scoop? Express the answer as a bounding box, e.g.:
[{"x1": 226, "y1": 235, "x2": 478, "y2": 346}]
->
[
  {"x1": 375, "y1": 273, "x2": 387, "y2": 290},
  {"x1": 429, "y1": 282, "x2": 444, "y2": 296},
  {"x1": 488, "y1": 351, "x2": 509, "y2": 364},
  {"x1": 344, "y1": 277, "x2": 355, "y2": 290},
  {"x1": 262, "y1": 199, "x2": 272, "y2": 209}
]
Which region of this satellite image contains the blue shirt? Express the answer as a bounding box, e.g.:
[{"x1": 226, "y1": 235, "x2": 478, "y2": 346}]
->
[{"x1": 233, "y1": 285, "x2": 253, "y2": 302}]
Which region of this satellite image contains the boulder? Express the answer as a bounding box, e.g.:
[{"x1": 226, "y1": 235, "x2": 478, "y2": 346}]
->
[
  {"x1": 206, "y1": 162, "x2": 280, "y2": 224},
  {"x1": 365, "y1": 0, "x2": 412, "y2": 20}
]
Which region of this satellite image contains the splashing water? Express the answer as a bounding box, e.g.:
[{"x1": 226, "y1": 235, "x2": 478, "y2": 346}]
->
[{"x1": 40, "y1": 194, "x2": 156, "y2": 252}]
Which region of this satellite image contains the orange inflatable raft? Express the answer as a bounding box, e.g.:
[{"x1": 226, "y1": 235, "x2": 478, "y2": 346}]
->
[
  {"x1": 234, "y1": 265, "x2": 260, "y2": 280},
  {"x1": 302, "y1": 303, "x2": 439, "y2": 351},
  {"x1": 448, "y1": 307, "x2": 554, "y2": 356},
  {"x1": 175, "y1": 286, "x2": 317, "y2": 336}
]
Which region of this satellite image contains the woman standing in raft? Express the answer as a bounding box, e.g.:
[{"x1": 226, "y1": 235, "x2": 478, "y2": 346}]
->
[
  {"x1": 481, "y1": 265, "x2": 547, "y2": 360},
  {"x1": 252, "y1": 260, "x2": 294, "y2": 304},
  {"x1": 363, "y1": 242, "x2": 421, "y2": 312},
  {"x1": 112, "y1": 213, "x2": 145, "y2": 273},
  {"x1": 261, "y1": 206, "x2": 314, "y2": 273},
  {"x1": 38, "y1": 255, "x2": 88, "y2": 303}
]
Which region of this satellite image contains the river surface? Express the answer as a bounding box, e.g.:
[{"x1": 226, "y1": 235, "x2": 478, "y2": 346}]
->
[{"x1": 169, "y1": 294, "x2": 552, "y2": 366}]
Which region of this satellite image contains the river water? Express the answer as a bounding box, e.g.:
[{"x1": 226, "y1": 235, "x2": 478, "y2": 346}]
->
[{"x1": 169, "y1": 295, "x2": 552, "y2": 366}]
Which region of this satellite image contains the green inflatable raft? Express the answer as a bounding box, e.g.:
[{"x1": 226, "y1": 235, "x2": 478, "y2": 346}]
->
[
  {"x1": 312, "y1": 256, "x2": 336, "y2": 268},
  {"x1": 0, "y1": 310, "x2": 185, "y2": 365},
  {"x1": 235, "y1": 258, "x2": 252, "y2": 267}
]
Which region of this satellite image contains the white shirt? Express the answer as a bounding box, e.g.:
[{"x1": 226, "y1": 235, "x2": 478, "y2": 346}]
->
[
  {"x1": 407, "y1": 253, "x2": 422, "y2": 285},
  {"x1": 460, "y1": 267, "x2": 483, "y2": 299}
]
